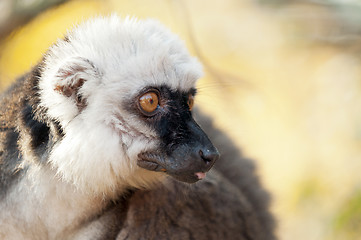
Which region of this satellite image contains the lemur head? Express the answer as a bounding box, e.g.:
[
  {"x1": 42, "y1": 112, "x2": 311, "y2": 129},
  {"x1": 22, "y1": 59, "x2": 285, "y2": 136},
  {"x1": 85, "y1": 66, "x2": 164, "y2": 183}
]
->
[{"x1": 38, "y1": 15, "x2": 219, "y2": 196}]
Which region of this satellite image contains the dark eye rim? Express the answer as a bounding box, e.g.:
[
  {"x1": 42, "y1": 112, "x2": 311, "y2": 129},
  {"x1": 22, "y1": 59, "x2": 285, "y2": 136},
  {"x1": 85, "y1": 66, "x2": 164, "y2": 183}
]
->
[{"x1": 137, "y1": 88, "x2": 161, "y2": 117}]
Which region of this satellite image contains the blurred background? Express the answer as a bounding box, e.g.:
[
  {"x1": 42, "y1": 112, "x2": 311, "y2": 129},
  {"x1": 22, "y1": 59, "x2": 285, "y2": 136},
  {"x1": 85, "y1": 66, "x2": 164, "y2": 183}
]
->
[{"x1": 0, "y1": 0, "x2": 360, "y2": 239}]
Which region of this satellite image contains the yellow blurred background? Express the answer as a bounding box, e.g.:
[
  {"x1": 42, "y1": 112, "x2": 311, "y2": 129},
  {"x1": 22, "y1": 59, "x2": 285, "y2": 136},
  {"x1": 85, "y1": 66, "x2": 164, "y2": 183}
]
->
[{"x1": 1, "y1": 0, "x2": 361, "y2": 239}]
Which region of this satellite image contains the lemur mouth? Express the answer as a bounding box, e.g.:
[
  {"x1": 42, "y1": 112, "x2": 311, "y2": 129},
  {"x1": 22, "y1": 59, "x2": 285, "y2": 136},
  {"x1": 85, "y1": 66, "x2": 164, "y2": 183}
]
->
[
  {"x1": 137, "y1": 156, "x2": 167, "y2": 173},
  {"x1": 137, "y1": 152, "x2": 207, "y2": 183}
]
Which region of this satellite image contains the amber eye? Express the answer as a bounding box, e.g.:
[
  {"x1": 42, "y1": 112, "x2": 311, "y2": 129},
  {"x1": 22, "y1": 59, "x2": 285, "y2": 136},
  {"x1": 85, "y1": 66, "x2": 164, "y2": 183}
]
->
[
  {"x1": 188, "y1": 94, "x2": 194, "y2": 110},
  {"x1": 139, "y1": 92, "x2": 159, "y2": 115}
]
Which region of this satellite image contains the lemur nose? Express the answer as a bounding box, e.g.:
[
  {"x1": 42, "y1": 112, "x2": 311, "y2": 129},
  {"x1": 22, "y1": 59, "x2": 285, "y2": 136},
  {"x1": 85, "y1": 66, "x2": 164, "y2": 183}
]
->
[{"x1": 199, "y1": 148, "x2": 219, "y2": 167}]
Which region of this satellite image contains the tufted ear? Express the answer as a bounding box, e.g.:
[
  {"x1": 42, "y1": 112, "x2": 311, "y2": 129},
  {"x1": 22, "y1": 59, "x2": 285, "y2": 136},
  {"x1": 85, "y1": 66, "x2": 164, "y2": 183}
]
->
[{"x1": 54, "y1": 57, "x2": 100, "y2": 109}]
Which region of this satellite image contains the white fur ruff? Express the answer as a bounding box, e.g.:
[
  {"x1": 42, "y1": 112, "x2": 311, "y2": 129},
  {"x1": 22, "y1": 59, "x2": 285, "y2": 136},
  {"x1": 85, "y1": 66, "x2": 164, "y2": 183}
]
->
[{"x1": 37, "y1": 15, "x2": 203, "y2": 196}]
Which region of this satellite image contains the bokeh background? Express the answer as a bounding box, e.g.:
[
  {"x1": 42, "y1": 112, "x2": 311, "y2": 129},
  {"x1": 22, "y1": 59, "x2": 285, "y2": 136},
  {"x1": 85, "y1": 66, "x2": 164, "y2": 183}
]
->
[{"x1": 1, "y1": 0, "x2": 360, "y2": 239}]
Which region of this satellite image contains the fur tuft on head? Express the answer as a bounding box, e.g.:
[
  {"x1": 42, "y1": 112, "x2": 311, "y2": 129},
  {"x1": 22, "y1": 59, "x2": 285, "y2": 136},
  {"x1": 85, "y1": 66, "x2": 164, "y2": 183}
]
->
[{"x1": 37, "y1": 15, "x2": 203, "y2": 196}]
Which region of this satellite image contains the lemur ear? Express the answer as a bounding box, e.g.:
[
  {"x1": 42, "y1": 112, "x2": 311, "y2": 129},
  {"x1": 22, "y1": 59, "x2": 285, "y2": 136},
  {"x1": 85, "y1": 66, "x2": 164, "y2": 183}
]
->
[{"x1": 54, "y1": 57, "x2": 99, "y2": 109}]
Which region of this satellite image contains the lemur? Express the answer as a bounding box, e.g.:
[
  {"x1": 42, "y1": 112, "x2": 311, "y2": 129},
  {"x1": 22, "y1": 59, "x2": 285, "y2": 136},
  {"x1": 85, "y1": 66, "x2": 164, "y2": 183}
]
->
[{"x1": 0, "y1": 15, "x2": 275, "y2": 239}]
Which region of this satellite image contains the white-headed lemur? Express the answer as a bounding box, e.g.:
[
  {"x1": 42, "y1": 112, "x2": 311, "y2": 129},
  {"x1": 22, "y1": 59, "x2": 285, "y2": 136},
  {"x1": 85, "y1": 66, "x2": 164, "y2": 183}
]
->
[{"x1": 0, "y1": 15, "x2": 275, "y2": 240}]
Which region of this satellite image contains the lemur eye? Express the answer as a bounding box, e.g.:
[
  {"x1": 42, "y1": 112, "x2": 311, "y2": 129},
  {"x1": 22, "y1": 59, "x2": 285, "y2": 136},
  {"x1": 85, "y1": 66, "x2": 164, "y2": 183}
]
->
[
  {"x1": 139, "y1": 92, "x2": 159, "y2": 115},
  {"x1": 188, "y1": 94, "x2": 194, "y2": 111}
]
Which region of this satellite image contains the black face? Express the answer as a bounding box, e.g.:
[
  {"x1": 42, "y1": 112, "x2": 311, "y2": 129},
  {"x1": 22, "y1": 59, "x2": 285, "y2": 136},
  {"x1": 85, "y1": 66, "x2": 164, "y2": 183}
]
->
[{"x1": 130, "y1": 85, "x2": 219, "y2": 183}]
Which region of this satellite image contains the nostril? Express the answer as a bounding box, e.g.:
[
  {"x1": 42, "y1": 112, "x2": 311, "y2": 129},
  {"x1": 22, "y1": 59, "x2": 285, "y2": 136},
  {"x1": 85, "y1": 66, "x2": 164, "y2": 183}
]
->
[
  {"x1": 199, "y1": 149, "x2": 219, "y2": 165},
  {"x1": 199, "y1": 150, "x2": 209, "y2": 164}
]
